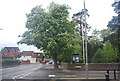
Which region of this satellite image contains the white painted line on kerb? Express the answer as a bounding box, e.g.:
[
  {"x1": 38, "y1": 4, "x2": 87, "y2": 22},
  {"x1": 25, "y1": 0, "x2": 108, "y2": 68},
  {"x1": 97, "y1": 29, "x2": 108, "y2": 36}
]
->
[{"x1": 48, "y1": 75, "x2": 56, "y2": 78}]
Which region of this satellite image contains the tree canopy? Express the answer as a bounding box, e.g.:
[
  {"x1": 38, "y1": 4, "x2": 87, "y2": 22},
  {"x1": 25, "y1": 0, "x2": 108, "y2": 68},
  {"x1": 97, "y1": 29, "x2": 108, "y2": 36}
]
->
[
  {"x1": 102, "y1": 41, "x2": 118, "y2": 63},
  {"x1": 107, "y1": 1, "x2": 120, "y2": 62},
  {"x1": 18, "y1": 2, "x2": 82, "y2": 69}
]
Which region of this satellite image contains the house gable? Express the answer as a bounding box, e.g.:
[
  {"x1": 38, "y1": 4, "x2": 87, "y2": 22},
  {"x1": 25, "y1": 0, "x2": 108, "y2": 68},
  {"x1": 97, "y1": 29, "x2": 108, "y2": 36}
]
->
[{"x1": 2, "y1": 47, "x2": 20, "y2": 58}]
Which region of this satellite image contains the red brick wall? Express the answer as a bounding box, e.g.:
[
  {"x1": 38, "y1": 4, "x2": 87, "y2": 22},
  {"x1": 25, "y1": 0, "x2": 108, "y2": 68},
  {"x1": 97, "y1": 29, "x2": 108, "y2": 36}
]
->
[
  {"x1": 20, "y1": 61, "x2": 30, "y2": 64},
  {"x1": 2, "y1": 50, "x2": 20, "y2": 57},
  {"x1": 61, "y1": 63, "x2": 120, "y2": 71}
]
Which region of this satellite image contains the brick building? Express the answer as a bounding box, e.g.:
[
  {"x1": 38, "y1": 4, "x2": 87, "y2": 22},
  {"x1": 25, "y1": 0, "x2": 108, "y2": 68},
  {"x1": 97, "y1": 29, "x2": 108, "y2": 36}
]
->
[
  {"x1": 17, "y1": 51, "x2": 44, "y2": 63},
  {"x1": 1, "y1": 47, "x2": 20, "y2": 58}
]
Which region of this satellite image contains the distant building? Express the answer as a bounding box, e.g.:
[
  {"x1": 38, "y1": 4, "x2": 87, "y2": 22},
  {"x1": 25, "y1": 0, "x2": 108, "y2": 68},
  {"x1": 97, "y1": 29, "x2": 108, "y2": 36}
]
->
[
  {"x1": 17, "y1": 51, "x2": 44, "y2": 63},
  {"x1": 1, "y1": 47, "x2": 20, "y2": 59}
]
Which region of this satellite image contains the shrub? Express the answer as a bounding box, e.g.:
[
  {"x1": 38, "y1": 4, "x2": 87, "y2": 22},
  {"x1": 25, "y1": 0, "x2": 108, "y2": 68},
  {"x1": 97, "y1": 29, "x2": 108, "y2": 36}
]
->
[{"x1": 2, "y1": 59, "x2": 20, "y2": 66}]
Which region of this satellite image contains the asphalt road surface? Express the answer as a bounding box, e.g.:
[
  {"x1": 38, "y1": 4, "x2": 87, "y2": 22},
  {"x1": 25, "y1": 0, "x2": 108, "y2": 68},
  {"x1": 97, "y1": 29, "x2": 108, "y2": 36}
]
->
[
  {"x1": 1, "y1": 63, "x2": 43, "y2": 80},
  {"x1": 1, "y1": 64, "x2": 119, "y2": 80}
]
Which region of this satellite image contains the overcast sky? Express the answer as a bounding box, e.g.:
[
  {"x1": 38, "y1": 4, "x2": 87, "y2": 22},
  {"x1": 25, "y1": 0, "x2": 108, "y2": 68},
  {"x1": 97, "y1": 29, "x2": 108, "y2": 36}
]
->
[{"x1": 0, "y1": 0, "x2": 116, "y2": 51}]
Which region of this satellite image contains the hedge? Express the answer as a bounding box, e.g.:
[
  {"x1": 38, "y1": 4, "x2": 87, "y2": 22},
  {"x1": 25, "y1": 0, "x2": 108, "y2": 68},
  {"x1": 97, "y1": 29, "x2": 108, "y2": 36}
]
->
[{"x1": 1, "y1": 59, "x2": 20, "y2": 66}]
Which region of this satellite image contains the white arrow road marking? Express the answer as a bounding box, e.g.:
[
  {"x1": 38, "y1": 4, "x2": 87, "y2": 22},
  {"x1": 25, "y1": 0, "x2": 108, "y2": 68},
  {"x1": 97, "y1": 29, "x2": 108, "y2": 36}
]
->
[
  {"x1": 12, "y1": 65, "x2": 41, "y2": 79},
  {"x1": 13, "y1": 72, "x2": 33, "y2": 79}
]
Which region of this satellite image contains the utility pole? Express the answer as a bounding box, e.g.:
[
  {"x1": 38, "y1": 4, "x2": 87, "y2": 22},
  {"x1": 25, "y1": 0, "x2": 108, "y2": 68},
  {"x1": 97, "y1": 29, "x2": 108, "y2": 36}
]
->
[
  {"x1": 72, "y1": 1, "x2": 89, "y2": 79},
  {"x1": 83, "y1": 0, "x2": 89, "y2": 79},
  {"x1": 72, "y1": 10, "x2": 86, "y2": 64},
  {"x1": 82, "y1": 24, "x2": 85, "y2": 64}
]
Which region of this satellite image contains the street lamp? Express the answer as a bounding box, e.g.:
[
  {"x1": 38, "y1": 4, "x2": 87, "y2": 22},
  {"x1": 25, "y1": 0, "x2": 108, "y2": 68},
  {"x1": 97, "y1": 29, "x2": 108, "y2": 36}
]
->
[
  {"x1": 83, "y1": 0, "x2": 89, "y2": 79},
  {"x1": 73, "y1": 0, "x2": 89, "y2": 79},
  {"x1": 73, "y1": 9, "x2": 86, "y2": 64}
]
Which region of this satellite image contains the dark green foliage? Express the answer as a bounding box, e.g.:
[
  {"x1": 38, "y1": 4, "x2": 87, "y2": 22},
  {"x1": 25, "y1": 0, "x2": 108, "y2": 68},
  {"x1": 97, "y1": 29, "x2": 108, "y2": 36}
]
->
[
  {"x1": 88, "y1": 40, "x2": 103, "y2": 63},
  {"x1": 91, "y1": 48, "x2": 103, "y2": 63},
  {"x1": 107, "y1": 16, "x2": 119, "y2": 30},
  {"x1": 1, "y1": 59, "x2": 20, "y2": 66},
  {"x1": 107, "y1": 1, "x2": 120, "y2": 62},
  {"x1": 89, "y1": 29, "x2": 119, "y2": 63},
  {"x1": 88, "y1": 29, "x2": 103, "y2": 63},
  {"x1": 91, "y1": 41, "x2": 119, "y2": 63},
  {"x1": 101, "y1": 41, "x2": 118, "y2": 63}
]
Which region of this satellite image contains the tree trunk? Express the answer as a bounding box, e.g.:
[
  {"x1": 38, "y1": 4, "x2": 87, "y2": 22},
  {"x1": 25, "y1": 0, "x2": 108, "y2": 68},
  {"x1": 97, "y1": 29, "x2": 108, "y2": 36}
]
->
[{"x1": 52, "y1": 54, "x2": 59, "y2": 70}]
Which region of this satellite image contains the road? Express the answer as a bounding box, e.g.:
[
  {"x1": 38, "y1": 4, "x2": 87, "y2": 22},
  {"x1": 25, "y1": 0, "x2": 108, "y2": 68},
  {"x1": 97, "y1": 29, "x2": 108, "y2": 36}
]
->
[
  {"x1": 0, "y1": 64, "x2": 119, "y2": 80},
  {"x1": 1, "y1": 63, "x2": 43, "y2": 80}
]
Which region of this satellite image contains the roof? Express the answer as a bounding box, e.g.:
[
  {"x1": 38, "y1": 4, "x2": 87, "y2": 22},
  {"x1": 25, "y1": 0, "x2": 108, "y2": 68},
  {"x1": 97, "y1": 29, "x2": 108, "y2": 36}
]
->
[
  {"x1": 20, "y1": 51, "x2": 34, "y2": 56},
  {"x1": 2, "y1": 47, "x2": 20, "y2": 52}
]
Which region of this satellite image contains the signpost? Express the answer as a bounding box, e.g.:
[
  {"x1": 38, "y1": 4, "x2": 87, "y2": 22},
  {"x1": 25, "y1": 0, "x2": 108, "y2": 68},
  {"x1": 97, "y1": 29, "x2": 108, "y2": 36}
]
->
[{"x1": 72, "y1": 54, "x2": 80, "y2": 63}]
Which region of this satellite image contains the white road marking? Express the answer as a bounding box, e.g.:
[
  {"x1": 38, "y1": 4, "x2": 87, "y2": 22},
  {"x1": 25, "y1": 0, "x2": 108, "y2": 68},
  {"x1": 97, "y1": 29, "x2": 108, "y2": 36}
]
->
[
  {"x1": 48, "y1": 75, "x2": 56, "y2": 77},
  {"x1": 13, "y1": 72, "x2": 33, "y2": 79},
  {"x1": 3, "y1": 64, "x2": 42, "y2": 80},
  {"x1": 12, "y1": 66, "x2": 40, "y2": 79},
  {"x1": 23, "y1": 72, "x2": 33, "y2": 77},
  {"x1": 20, "y1": 77, "x2": 23, "y2": 78}
]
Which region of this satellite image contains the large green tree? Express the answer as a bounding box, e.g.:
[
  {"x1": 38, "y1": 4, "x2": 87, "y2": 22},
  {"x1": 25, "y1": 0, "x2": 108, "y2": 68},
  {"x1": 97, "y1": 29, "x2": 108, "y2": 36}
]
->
[
  {"x1": 88, "y1": 28, "x2": 115, "y2": 63},
  {"x1": 18, "y1": 3, "x2": 82, "y2": 69},
  {"x1": 107, "y1": 1, "x2": 120, "y2": 62},
  {"x1": 87, "y1": 29, "x2": 103, "y2": 62},
  {"x1": 88, "y1": 28, "x2": 119, "y2": 63},
  {"x1": 91, "y1": 48, "x2": 103, "y2": 63},
  {"x1": 101, "y1": 41, "x2": 118, "y2": 63}
]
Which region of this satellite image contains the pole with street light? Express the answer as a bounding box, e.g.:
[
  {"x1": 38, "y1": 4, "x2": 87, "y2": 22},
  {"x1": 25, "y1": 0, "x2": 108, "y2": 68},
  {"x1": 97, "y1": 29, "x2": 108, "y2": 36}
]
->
[
  {"x1": 83, "y1": 0, "x2": 89, "y2": 79},
  {"x1": 72, "y1": 0, "x2": 89, "y2": 79}
]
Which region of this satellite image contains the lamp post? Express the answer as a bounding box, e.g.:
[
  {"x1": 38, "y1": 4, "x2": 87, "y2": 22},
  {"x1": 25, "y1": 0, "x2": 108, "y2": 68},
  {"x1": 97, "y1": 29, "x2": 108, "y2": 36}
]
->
[
  {"x1": 73, "y1": 11, "x2": 85, "y2": 64},
  {"x1": 72, "y1": 0, "x2": 89, "y2": 79},
  {"x1": 82, "y1": 24, "x2": 85, "y2": 64},
  {"x1": 83, "y1": 0, "x2": 89, "y2": 79}
]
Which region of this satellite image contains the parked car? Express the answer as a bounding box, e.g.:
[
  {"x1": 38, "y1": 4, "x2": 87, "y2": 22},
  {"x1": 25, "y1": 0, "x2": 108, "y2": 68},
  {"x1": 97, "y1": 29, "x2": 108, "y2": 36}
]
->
[
  {"x1": 47, "y1": 60, "x2": 54, "y2": 64},
  {"x1": 41, "y1": 61, "x2": 46, "y2": 64},
  {"x1": 47, "y1": 60, "x2": 60, "y2": 65},
  {"x1": 41, "y1": 60, "x2": 46, "y2": 64}
]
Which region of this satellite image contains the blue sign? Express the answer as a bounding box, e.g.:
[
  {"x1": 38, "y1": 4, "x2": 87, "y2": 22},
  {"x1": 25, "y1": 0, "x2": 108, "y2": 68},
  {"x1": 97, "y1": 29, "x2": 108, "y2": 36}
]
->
[{"x1": 72, "y1": 54, "x2": 80, "y2": 55}]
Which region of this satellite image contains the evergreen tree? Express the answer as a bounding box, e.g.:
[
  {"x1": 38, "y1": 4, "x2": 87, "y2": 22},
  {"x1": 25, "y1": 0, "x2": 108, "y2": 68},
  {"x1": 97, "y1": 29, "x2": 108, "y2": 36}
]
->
[
  {"x1": 101, "y1": 41, "x2": 118, "y2": 63},
  {"x1": 92, "y1": 48, "x2": 103, "y2": 63},
  {"x1": 107, "y1": 1, "x2": 120, "y2": 62}
]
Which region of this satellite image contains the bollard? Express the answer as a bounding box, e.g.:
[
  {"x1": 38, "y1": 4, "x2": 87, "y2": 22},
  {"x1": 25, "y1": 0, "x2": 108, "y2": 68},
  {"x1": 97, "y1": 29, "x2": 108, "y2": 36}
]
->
[
  {"x1": 114, "y1": 69, "x2": 116, "y2": 79},
  {"x1": 105, "y1": 73, "x2": 110, "y2": 81},
  {"x1": 107, "y1": 70, "x2": 109, "y2": 74}
]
